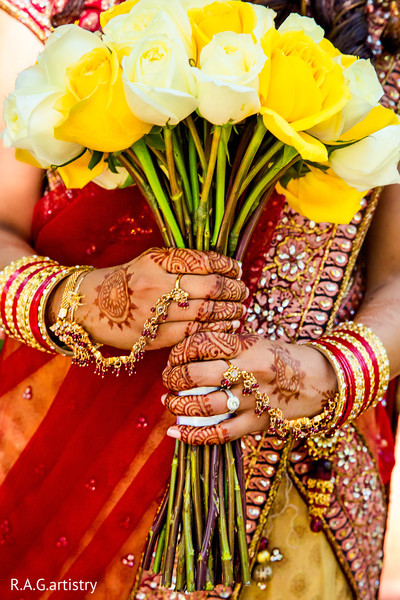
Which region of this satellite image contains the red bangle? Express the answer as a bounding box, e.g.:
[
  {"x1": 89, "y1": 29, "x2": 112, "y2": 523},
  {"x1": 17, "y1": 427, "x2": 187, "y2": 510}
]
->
[
  {"x1": 29, "y1": 269, "x2": 67, "y2": 351},
  {"x1": 0, "y1": 261, "x2": 48, "y2": 331},
  {"x1": 316, "y1": 339, "x2": 356, "y2": 427},
  {"x1": 11, "y1": 265, "x2": 56, "y2": 341},
  {"x1": 337, "y1": 330, "x2": 379, "y2": 401},
  {"x1": 324, "y1": 334, "x2": 371, "y2": 416}
]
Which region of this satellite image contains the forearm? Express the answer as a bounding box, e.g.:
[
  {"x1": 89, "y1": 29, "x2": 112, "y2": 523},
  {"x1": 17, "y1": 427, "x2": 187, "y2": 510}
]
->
[
  {"x1": 355, "y1": 272, "x2": 400, "y2": 378},
  {"x1": 0, "y1": 226, "x2": 38, "y2": 269}
]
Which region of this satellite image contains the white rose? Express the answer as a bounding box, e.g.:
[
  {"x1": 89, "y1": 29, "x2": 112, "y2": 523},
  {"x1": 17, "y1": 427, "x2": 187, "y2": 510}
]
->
[
  {"x1": 102, "y1": 0, "x2": 195, "y2": 58},
  {"x1": 177, "y1": 0, "x2": 213, "y2": 7},
  {"x1": 2, "y1": 65, "x2": 83, "y2": 168},
  {"x1": 93, "y1": 165, "x2": 130, "y2": 189},
  {"x1": 122, "y1": 35, "x2": 198, "y2": 126},
  {"x1": 38, "y1": 25, "x2": 104, "y2": 89},
  {"x1": 252, "y1": 4, "x2": 276, "y2": 41},
  {"x1": 330, "y1": 123, "x2": 400, "y2": 191},
  {"x1": 308, "y1": 58, "x2": 384, "y2": 141},
  {"x1": 279, "y1": 14, "x2": 324, "y2": 43},
  {"x1": 193, "y1": 32, "x2": 267, "y2": 125}
]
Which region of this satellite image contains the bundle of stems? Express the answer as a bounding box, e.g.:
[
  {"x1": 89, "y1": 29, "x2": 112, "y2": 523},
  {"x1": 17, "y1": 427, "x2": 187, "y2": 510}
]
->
[
  {"x1": 116, "y1": 114, "x2": 300, "y2": 591},
  {"x1": 142, "y1": 440, "x2": 250, "y2": 591},
  {"x1": 117, "y1": 114, "x2": 300, "y2": 260}
]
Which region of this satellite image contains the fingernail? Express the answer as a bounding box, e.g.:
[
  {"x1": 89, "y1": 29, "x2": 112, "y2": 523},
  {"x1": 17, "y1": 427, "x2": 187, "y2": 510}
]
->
[
  {"x1": 241, "y1": 305, "x2": 247, "y2": 315},
  {"x1": 161, "y1": 394, "x2": 167, "y2": 405},
  {"x1": 237, "y1": 261, "x2": 243, "y2": 280},
  {"x1": 245, "y1": 287, "x2": 250, "y2": 299},
  {"x1": 232, "y1": 320, "x2": 241, "y2": 330},
  {"x1": 167, "y1": 427, "x2": 181, "y2": 440}
]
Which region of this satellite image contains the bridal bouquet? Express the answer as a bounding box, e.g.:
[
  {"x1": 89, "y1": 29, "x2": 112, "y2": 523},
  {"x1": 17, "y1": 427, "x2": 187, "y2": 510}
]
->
[{"x1": 4, "y1": 0, "x2": 400, "y2": 591}]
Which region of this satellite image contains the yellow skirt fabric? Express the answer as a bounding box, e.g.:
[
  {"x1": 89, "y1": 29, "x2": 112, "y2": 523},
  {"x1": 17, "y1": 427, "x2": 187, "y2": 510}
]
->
[{"x1": 241, "y1": 473, "x2": 353, "y2": 600}]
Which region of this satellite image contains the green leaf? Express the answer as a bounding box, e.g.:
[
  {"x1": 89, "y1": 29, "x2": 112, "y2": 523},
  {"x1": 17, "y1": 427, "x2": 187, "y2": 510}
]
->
[
  {"x1": 88, "y1": 150, "x2": 104, "y2": 170},
  {"x1": 107, "y1": 154, "x2": 119, "y2": 174},
  {"x1": 326, "y1": 139, "x2": 359, "y2": 154},
  {"x1": 144, "y1": 132, "x2": 166, "y2": 151}
]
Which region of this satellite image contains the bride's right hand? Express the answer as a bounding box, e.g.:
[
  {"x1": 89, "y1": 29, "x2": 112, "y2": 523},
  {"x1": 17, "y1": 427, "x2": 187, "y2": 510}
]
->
[{"x1": 49, "y1": 247, "x2": 248, "y2": 351}]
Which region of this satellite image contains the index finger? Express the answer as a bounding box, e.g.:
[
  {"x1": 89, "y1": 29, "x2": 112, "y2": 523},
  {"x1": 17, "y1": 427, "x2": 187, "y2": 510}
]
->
[{"x1": 145, "y1": 248, "x2": 241, "y2": 278}]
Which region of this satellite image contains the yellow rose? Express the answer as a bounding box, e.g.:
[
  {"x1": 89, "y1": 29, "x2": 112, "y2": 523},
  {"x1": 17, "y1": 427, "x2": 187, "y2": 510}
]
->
[
  {"x1": 276, "y1": 166, "x2": 366, "y2": 224},
  {"x1": 58, "y1": 151, "x2": 129, "y2": 189},
  {"x1": 188, "y1": 1, "x2": 257, "y2": 57},
  {"x1": 259, "y1": 28, "x2": 351, "y2": 162},
  {"x1": 58, "y1": 150, "x2": 105, "y2": 188},
  {"x1": 54, "y1": 47, "x2": 151, "y2": 152},
  {"x1": 100, "y1": 0, "x2": 139, "y2": 29}
]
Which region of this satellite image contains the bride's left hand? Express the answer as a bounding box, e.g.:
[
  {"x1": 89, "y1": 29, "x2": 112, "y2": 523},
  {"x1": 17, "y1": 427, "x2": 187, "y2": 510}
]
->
[{"x1": 162, "y1": 331, "x2": 338, "y2": 444}]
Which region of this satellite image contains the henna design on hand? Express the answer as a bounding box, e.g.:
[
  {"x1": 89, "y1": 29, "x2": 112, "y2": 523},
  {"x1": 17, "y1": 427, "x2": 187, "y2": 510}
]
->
[
  {"x1": 162, "y1": 364, "x2": 196, "y2": 391},
  {"x1": 168, "y1": 332, "x2": 258, "y2": 366},
  {"x1": 94, "y1": 266, "x2": 137, "y2": 330},
  {"x1": 145, "y1": 248, "x2": 240, "y2": 278},
  {"x1": 184, "y1": 321, "x2": 235, "y2": 337},
  {"x1": 269, "y1": 345, "x2": 305, "y2": 404},
  {"x1": 177, "y1": 424, "x2": 230, "y2": 445},
  {"x1": 164, "y1": 393, "x2": 214, "y2": 417},
  {"x1": 206, "y1": 275, "x2": 247, "y2": 302},
  {"x1": 195, "y1": 300, "x2": 244, "y2": 322}
]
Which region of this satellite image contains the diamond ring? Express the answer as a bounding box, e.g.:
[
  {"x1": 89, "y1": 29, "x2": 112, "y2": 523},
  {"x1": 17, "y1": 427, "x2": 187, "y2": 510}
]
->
[{"x1": 223, "y1": 388, "x2": 240, "y2": 413}]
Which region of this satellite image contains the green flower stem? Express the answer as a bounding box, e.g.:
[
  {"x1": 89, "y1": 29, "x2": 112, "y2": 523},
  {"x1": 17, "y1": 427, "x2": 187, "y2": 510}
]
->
[
  {"x1": 153, "y1": 524, "x2": 166, "y2": 574},
  {"x1": 119, "y1": 153, "x2": 172, "y2": 247},
  {"x1": 173, "y1": 128, "x2": 193, "y2": 214},
  {"x1": 132, "y1": 138, "x2": 185, "y2": 248},
  {"x1": 211, "y1": 125, "x2": 231, "y2": 247},
  {"x1": 149, "y1": 147, "x2": 168, "y2": 170},
  {"x1": 142, "y1": 489, "x2": 169, "y2": 570},
  {"x1": 228, "y1": 152, "x2": 300, "y2": 255},
  {"x1": 196, "y1": 126, "x2": 222, "y2": 250},
  {"x1": 164, "y1": 127, "x2": 185, "y2": 234},
  {"x1": 224, "y1": 443, "x2": 236, "y2": 559},
  {"x1": 217, "y1": 454, "x2": 234, "y2": 587},
  {"x1": 186, "y1": 115, "x2": 207, "y2": 173},
  {"x1": 239, "y1": 139, "x2": 283, "y2": 195},
  {"x1": 182, "y1": 193, "x2": 194, "y2": 248},
  {"x1": 183, "y1": 446, "x2": 195, "y2": 592},
  {"x1": 233, "y1": 468, "x2": 251, "y2": 585},
  {"x1": 125, "y1": 147, "x2": 146, "y2": 175},
  {"x1": 202, "y1": 445, "x2": 215, "y2": 588},
  {"x1": 162, "y1": 440, "x2": 179, "y2": 572},
  {"x1": 191, "y1": 446, "x2": 203, "y2": 552},
  {"x1": 176, "y1": 535, "x2": 186, "y2": 591},
  {"x1": 188, "y1": 133, "x2": 200, "y2": 216},
  {"x1": 163, "y1": 441, "x2": 187, "y2": 587},
  {"x1": 215, "y1": 116, "x2": 267, "y2": 254}
]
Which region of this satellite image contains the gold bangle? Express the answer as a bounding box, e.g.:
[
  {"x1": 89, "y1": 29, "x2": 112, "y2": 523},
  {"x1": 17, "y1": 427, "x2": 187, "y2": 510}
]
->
[
  {"x1": 335, "y1": 321, "x2": 390, "y2": 409},
  {"x1": 305, "y1": 341, "x2": 347, "y2": 429},
  {"x1": 57, "y1": 267, "x2": 94, "y2": 320}
]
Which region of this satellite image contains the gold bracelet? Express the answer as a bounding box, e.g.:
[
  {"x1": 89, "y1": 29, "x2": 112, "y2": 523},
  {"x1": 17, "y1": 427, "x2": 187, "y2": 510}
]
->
[
  {"x1": 51, "y1": 274, "x2": 189, "y2": 376},
  {"x1": 57, "y1": 267, "x2": 94, "y2": 320},
  {"x1": 220, "y1": 362, "x2": 338, "y2": 439}
]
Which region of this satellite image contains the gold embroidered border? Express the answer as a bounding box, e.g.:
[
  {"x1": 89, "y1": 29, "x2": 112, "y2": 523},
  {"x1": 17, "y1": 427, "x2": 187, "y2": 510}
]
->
[
  {"x1": 295, "y1": 224, "x2": 338, "y2": 340},
  {"x1": 326, "y1": 188, "x2": 382, "y2": 331},
  {"x1": 0, "y1": 0, "x2": 50, "y2": 42}
]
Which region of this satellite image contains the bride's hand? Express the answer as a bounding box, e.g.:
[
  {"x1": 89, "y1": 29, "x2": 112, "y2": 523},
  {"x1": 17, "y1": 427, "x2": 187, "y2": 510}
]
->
[
  {"x1": 49, "y1": 248, "x2": 247, "y2": 351},
  {"x1": 162, "y1": 331, "x2": 338, "y2": 444}
]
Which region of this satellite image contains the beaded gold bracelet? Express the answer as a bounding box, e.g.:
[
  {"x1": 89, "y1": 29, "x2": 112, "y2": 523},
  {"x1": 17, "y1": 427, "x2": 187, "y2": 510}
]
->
[
  {"x1": 51, "y1": 274, "x2": 190, "y2": 376},
  {"x1": 220, "y1": 362, "x2": 338, "y2": 440}
]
